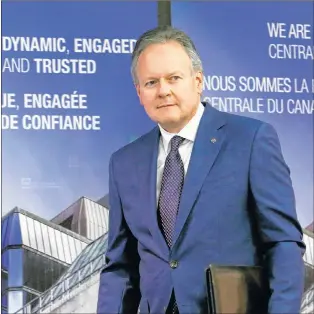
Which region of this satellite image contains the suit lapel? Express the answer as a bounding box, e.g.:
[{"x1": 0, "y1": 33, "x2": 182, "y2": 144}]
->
[
  {"x1": 137, "y1": 127, "x2": 170, "y2": 258},
  {"x1": 173, "y1": 104, "x2": 227, "y2": 246}
]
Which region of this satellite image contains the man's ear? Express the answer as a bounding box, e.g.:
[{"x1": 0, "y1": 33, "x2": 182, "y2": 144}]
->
[{"x1": 195, "y1": 71, "x2": 204, "y2": 94}]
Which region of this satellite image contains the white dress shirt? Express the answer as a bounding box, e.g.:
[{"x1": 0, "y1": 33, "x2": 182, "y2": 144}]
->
[{"x1": 156, "y1": 102, "x2": 205, "y2": 202}]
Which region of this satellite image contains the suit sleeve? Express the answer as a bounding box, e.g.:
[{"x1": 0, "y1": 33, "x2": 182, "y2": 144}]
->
[
  {"x1": 249, "y1": 122, "x2": 306, "y2": 314},
  {"x1": 97, "y1": 154, "x2": 141, "y2": 314}
]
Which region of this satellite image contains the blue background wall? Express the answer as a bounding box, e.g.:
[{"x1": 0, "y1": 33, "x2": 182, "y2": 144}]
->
[
  {"x1": 2, "y1": 1, "x2": 157, "y2": 219},
  {"x1": 172, "y1": 1, "x2": 313, "y2": 227}
]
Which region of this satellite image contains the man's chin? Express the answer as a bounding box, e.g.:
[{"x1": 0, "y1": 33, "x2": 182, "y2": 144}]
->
[{"x1": 157, "y1": 117, "x2": 183, "y2": 132}]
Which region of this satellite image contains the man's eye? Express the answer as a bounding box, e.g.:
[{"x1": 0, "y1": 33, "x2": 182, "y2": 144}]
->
[
  {"x1": 170, "y1": 76, "x2": 180, "y2": 81},
  {"x1": 145, "y1": 80, "x2": 156, "y2": 87}
]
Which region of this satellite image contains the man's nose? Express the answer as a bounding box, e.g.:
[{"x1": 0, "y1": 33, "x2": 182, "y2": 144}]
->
[{"x1": 158, "y1": 80, "x2": 171, "y2": 97}]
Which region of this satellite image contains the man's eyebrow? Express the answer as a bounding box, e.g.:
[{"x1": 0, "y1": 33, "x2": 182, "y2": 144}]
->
[
  {"x1": 144, "y1": 71, "x2": 184, "y2": 80},
  {"x1": 144, "y1": 76, "x2": 158, "y2": 81},
  {"x1": 167, "y1": 71, "x2": 184, "y2": 76}
]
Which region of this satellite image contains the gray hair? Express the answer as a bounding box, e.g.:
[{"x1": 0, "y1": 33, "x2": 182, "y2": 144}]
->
[{"x1": 131, "y1": 25, "x2": 203, "y2": 84}]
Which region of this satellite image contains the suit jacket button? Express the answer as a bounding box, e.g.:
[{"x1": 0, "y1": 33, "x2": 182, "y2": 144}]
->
[{"x1": 170, "y1": 260, "x2": 178, "y2": 269}]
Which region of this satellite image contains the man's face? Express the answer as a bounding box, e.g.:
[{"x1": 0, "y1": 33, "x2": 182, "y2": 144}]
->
[{"x1": 135, "y1": 41, "x2": 203, "y2": 133}]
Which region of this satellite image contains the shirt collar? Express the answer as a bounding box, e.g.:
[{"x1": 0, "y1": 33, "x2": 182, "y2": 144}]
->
[{"x1": 158, "y1": 102, "x2": 204, "y2": 153}]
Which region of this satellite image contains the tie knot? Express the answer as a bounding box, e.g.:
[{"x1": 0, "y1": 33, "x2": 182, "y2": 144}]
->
[{"x1": 170, "y1": 135, "x2": 185, "y2": 152}]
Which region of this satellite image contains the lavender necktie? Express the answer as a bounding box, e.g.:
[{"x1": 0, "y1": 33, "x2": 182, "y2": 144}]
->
[
  {"x1": 158, "y1": 135, "x2": 185, "y2": 247},
  {"x1": 157, "y1": 135, "x2": 185, "y2": 314}
]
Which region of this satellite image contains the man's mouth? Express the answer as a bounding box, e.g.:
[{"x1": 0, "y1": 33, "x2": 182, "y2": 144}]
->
[{"x1": 158, "y1": 104, "x2": 176, "y2": 108}]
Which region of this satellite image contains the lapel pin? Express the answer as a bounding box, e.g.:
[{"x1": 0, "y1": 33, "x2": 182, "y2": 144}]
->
[{"x1": 211, "y1": 138, "x2": 217, "y2": 143}]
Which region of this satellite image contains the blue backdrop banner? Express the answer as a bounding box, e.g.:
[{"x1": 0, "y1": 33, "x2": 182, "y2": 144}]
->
[
  {"x1": 172, "y1": 1, "x2": 313, "y2": 228},
  {"x1": 2, "y1": 1, "x2": 157, "y2": 219}
]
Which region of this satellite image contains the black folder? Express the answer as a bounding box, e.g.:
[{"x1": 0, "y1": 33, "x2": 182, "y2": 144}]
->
[{"x1": 205, "y1": 265, "x2": 269, "y2": 314}]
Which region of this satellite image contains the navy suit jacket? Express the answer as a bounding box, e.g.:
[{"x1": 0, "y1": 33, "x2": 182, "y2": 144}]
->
[{"x1": 97, "y1": 103, "x2": 305, "y2": 314}]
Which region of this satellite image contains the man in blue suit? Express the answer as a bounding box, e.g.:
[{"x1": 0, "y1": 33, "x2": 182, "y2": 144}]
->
[{"x1": 97, "y1": 26, "x2": 305, "y2": 314}]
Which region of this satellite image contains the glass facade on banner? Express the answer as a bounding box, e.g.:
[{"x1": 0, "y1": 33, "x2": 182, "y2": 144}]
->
[
  {"x1": 1, "y1": 208, "x2": 90, "y2": 314},
  {"x1": 18, "y1": 233, "x2": 108, "y2": 313},
  {"x1": 50, "y1": 197, "x2": 109, "y2": 241},
  {"x1": 304, "y1": 262, "x2": 314, "y2": 292},
  {"x1": 23, "y1": 250, "x2": 68, "y2": 292},
  {"x1": 301, "y1": 283, "x2": 314, "y2": 313},
  {"x1": 301, "y1": 231, "x2": 314, "y2": 313}
]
